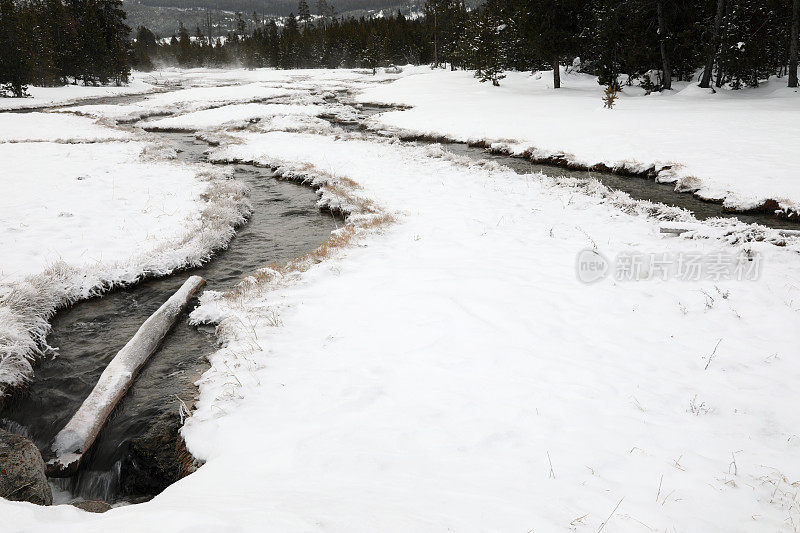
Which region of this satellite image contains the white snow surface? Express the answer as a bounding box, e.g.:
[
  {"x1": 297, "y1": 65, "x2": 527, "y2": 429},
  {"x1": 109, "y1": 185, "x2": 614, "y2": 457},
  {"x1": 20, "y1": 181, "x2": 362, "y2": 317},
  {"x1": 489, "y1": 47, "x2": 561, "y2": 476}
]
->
[
  {"x1": 0, "y1": 141, "x2": 205, "y2": 281},
  {"x1": 61, "y1": 84, "x2": 302, "y2": 123},
  {"x1": 2, "y1": 68, "x2": 800, "y2": 532},
  {"x1": 143, "y1": 102, "x2": 328, "y2": 131},
  {"x1": 0, "y1": 75, "x2": 155, "y2": 111},
  {"x1": 0, "y1": 112, "x2": 132, "y2": 142},
  {"x1": 358, "y1": 67, "x2": 800, "y2": 214}
]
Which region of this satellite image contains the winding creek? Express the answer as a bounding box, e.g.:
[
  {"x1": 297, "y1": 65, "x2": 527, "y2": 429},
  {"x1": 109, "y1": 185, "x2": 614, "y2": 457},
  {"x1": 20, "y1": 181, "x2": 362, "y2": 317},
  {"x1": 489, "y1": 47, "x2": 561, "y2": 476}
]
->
[
  {"x1": 1, "y1": 86, "x2": 798, "y2": 506},
  {"x1": 1, "y1": 128, "x2": 340, "y2": 504}
]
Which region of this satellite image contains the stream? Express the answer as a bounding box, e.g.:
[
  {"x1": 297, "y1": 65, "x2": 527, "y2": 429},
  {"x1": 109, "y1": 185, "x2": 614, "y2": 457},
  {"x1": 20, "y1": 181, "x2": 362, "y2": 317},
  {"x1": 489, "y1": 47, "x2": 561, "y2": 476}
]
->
[
  {"x1": 1, "y1": 130, "x2": 340, "y2": 504},
  {"x1": 1, "y1": 85, "x2": 798, "y2": 507}
]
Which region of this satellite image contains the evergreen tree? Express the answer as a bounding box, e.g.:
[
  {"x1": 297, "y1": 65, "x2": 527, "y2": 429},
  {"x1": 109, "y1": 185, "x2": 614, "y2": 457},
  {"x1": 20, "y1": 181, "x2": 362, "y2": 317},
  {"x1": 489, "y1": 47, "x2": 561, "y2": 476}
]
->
[
  {"x1": 267, "y1": 18, "x2": 280, "y2": 66},
  {"x1": 132, "y1": 25, "x2": 157, "y2": 71},
  {"x1": 177, "y1": 22, "x2": 193, "y2": 66},
  {"x1": 525, "y1": 0, "x2": 588, "y2": 89},
  {"x1": 699, "y1": 0, "x2": 727, "y2": 88},
  {"x1": 791, "y1": 0, "x2": 799, "y2": 87},
  {"x1": 298, "y1": 0, "x2": 311, "y2": 27},
  {"x1": 280, "y1": 13, "x2": 300, "y2": 68},
  {"x1": 425, "y1": 0, "x2": 459, "y2": 67},
  {"x1": 656, "y1": 0, "x2": 672, "y2": 89},
  {"x1": 363, "y1": 29, "x2": 385, "y2": 74},
  {"x1": 0, "y1": 0, "x2": 29, "y2": 96},
  {"x1": 472, "y1": 1, "x2": 506, "y2": 86},
  {"x1": 315, "y1": 0, "x2": 329, "y2": 26},
  {"x1": 97, "y1": 0, "x2": 131, "y2": 84}
]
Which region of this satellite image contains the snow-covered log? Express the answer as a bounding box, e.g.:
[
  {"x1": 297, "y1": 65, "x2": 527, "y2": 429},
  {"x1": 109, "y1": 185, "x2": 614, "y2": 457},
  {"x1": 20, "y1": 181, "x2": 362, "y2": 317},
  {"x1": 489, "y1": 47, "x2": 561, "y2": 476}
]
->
[{"x1": 46, "y1": 276, "x2": 206, "y2": 477}]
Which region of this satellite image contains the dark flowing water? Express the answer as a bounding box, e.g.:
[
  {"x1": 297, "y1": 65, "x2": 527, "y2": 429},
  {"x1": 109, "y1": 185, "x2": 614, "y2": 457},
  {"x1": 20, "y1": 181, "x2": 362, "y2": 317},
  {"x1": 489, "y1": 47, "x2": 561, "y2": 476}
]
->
[{"x1": 1, "y1": 131, "x2": 339, "y2": 503}]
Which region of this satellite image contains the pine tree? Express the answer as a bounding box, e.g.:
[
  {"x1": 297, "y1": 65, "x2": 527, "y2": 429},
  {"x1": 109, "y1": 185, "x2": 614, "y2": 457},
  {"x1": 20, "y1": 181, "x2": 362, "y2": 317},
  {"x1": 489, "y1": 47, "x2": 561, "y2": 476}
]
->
[
  {"x1": 267, "y1": 18, "x2": 280, "y2": 67},
  {"x1": 298, "y1": 0, "x2": 312, "y2": 27},
  {"x1": 425, "y1": 0, "x2": 458, "y2": 67},
  {"x1": 790, "y1": 0, "x2": 799, "y2": 87},
  {"x1": 96, "y1": 0, "x2": 131, "y2": 84},
  {"x1": 656, "y1": 0, "x2": 672, "y2": 90},
  {"x1": 0, "y1": 0, "x2": 30, "y2": 96},
  {"x1": 44, "y1": 0, "x2": 75, "y2": 84},
  {"x1": 132, "y1": 26, "x2": 157, "y2": 71},
  {"x1": 315, "y1": 0, "x2": 329, "y2": 27},
  {"x1": 699, "y1": 0, "x2": 727, "y2": 88},
  {"x1": 524, "y1": 0, "x2": 588, "y2": 89},
  {"x1": 177, "y1": 22, "x2": 192, "y2": 66},
  {"x1": 280, "y1": 13, "x2": 300, "y2": 68},
  {"x1": 363, "y1": 29, "x2": 385, "y2": 74},
  {"x1": 472, "y1": 1, "x2": 506, "y2": 86}
]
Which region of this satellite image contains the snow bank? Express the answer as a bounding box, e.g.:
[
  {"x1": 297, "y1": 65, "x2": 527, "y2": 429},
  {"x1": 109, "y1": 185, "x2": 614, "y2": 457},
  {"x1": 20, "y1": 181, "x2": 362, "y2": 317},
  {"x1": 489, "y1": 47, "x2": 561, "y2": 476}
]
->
[
  {"x1": 358, "y1": 67, "x2": 800, "y2": 215},
  {"x1": 146, "y1": 66, "x2": 407, "y2": 90},
  {"x1": 0, "y1": 140, "x2": 250, "y2": 399},
  {"x1": 61, "y1": 84, "x2": 303, "y2": 123},
  {"x1": 0, "y1": 112, "x2": 132, "y2": 143},
  {"x1": 0, "y1": 76, "x2": 155, "y2": 111},
  {"x1": 188, "y1": 133, "x2": 800, "y2": 532},
  {"x1": 143, "y1": 102, "x2": 329, "y2": 132}
]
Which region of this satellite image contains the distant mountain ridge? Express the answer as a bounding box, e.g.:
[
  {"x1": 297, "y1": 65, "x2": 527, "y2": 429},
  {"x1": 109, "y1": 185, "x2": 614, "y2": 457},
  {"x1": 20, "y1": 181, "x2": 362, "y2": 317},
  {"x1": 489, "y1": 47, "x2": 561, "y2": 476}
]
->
[
  {"x1": 124, "y1": 0, "x2": 417, "y2": 17},
  {"x1": 122, "y1": 0, "x2": 429, "y2": 37},
  {"x1": 122, "y1": 0, "x2": 482, "y2": 40}
]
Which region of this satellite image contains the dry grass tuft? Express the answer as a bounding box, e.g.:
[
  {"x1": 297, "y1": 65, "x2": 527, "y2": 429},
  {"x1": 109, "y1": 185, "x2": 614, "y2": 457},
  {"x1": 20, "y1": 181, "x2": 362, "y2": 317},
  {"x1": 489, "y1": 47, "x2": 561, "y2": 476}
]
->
[{"x1": 176, "y1": 434, "x2": 198, "y2": 479}]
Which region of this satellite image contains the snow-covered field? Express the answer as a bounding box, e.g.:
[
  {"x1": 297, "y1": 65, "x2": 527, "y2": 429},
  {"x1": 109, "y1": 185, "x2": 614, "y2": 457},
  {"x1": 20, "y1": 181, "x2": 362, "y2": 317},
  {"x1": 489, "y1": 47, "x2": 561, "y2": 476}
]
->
[
  {"x1": 60, "y1": 84, "x2": 304, "y2": 123},
  {"x1": 0, "y1": 77, "x2": 156, "y2": 111},
  {"x1": 358, "y1": 67, "x2": 800, "y2": 216},
  {"x1": 1, "y1": 67, "x2": 800, "y2": 531},
  {"x1": 0, "y1": 113, "x2": 133, "y2": 142},
  {"x1": 143, "y1": 102, "x2": 329, "y2": 131}
]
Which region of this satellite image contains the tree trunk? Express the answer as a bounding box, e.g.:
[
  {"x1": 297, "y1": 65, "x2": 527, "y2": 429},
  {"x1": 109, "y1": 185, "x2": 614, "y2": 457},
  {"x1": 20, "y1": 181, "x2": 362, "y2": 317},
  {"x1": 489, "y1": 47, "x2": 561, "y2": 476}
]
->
[
  {"x1": 790, "y1": 0, "x2": 799, "y2": 88},
  {"x1": 657, "y1": 0, "x2": 672, "y2": 90},
  {"x1": 553, "y1": 58, "x2": 561, "y2": 89},
  {"x1": 699, "y1": 0, "x2": 726, "y2": 88},
  {"x1": 433, "y1": 11, "x2": 439, "y2": 68},
  {"x1": 47, "y1": 276, "x2": 206, "y2": 476}
]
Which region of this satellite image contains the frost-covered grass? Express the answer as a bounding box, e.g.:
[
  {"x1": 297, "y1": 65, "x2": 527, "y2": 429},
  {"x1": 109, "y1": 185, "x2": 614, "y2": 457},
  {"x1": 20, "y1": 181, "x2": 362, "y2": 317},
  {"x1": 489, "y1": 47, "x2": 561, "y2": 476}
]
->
[
  {"x1": 2, "y1": 68, "x2": 800, "y2": 531},
  {"x1": 358, "y1": 67, "x2": 800, "y2": 215},
  {"x1": 0, "y1": 135, "x2": 249, "y2": 399}
]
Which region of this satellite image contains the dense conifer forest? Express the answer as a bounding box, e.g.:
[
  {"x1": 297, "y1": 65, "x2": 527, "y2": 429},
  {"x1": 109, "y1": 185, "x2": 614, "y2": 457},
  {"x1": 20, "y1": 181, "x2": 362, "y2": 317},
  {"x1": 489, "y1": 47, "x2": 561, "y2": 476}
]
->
[
  {"x1": 1, "y1": 0, "x2": 798, "y2": 97},
  {"x1": 0, "y1": 0, "x2": 130, "y2": 96}
]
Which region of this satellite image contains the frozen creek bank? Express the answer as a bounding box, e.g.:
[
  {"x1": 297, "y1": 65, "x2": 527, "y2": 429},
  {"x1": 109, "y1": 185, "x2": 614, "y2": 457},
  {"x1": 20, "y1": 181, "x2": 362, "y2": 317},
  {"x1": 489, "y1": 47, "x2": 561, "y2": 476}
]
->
[
  {"x1": 1, "y1": 126, "x2": 339, "y2": 502},
  {"x1": 0, "y1": 68, "x2": 799, "y2": 531}
]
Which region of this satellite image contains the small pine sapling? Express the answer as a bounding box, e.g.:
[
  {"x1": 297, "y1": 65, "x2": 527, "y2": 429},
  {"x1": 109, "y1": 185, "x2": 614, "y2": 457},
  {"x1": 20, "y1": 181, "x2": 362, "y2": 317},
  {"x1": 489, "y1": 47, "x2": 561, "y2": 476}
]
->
[{"x1": 603, "y1": 85, "x2": 619, "y2": 109}]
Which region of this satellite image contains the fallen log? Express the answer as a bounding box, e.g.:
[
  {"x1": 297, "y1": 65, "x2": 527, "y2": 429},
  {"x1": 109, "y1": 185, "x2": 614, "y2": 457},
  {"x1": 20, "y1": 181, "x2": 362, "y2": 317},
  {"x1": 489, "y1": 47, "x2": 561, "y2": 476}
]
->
[{"x1": 46, "y1": 276, "x2": 206, "y2": 477}]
